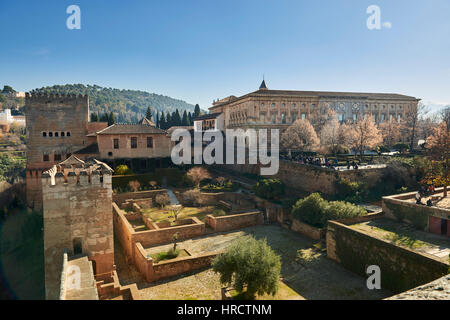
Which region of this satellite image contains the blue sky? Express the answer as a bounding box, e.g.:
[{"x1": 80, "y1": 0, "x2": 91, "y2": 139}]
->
[{"x1": 1, "y1": 0, "x2": 449, "y2": 110}]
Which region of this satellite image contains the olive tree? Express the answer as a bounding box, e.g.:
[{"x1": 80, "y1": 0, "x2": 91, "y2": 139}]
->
[{"x1": 212, "y1": 236, "x2": 281, "y2": 299}]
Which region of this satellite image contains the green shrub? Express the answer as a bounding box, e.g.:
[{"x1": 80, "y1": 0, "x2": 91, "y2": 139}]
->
[
  {"x1": 325, "y1": 200, "x2": 367, "y2": 221},
  {"x1": 292, "y1": 193, "x2": 366, "y2": 228},
  {"x1": 153, "y1": 248, "x2": 180, "y2": 262},
  {"x1": 291, "y1": 193, "x2": 328, "y2": 227},
  {"x1": 393, "y1": 143, "x2": 409, "y2": 152},
  {"x1": 335, "y1": 178, "x2": 368, "y2": 203},
  {"x1": 212, "y1": 208, "x2": 227, "y2": 216},
  {"x1": 254, "y1": 179, "x2": 285, "y2": 200},
  {"x1": 114, "y1": 164, "x2": 133, "y2": 175},
  {"x1": 377, "y1": 145, "x2": 390, "y2": 153},
  {"x1": 212, "y1": 236, "x2": 281, "y2": 299},
  {"x1": 200, "y1": 180, "x2": 239, "y2": 193}
]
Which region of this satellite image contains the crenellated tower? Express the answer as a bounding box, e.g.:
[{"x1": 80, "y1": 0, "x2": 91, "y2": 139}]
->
[
  {"x1": 25, "y1": 93, "x2": 90, "y2": 210},
  {"x1": 42, "y1": 155, "x2": 114, "y2": 300}
]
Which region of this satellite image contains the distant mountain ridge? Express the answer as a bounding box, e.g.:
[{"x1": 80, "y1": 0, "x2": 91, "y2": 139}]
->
[{"x1": 31, "y1": 84, "x2": 196, "y2": 124}]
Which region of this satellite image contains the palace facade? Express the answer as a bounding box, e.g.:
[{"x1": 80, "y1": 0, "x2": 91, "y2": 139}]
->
[{"x1": 205, "y1": 80, "x2": 420, "y2": 130}]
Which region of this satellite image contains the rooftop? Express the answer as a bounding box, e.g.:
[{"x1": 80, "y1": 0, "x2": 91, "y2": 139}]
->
[
  {"x1": 96, "y1": 123, "x2": 166, "y2": 135},
  {"x1": 210, "y1": 81, "x2": 419, "y2": 109},
  {"x1": 193, "y1": 112, "x2": 222, "y2": 121}
]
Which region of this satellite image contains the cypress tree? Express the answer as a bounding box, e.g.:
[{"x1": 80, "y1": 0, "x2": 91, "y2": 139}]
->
[
  {"x1": 146, "y1": 107, "x2": 153, "y2": 121},
  {"x1": 108, "y1": 112, "x2": 115, "y2": 126},
  {"x1": 194, "y1": 104, "x2": 201, "y2": 118},
  {"x1": 166, "y1": 112, "x2": 172, "y2": 129},
  {"x1": 159, "y1": 112, "x2": 166, "y2": 129},
  {"x1": 181, "y1": 110, "x2": 189, "y2": 126}
]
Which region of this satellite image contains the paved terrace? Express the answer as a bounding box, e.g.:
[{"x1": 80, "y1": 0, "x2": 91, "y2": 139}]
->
[{"x1": 115, "y1": 225, "x2": 392, "y2": 300}]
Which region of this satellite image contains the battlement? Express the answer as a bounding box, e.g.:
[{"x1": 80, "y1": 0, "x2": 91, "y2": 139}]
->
[
  {"x1": 25, "y1": 92, "x2": 89, "y2": 104},
  {"x1": 42, "y1": 156, "x2": 113, "y2": 187}
]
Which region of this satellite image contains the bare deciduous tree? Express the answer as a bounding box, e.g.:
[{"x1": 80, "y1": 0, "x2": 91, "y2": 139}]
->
[
  {"x1": 320, "y1": 111, "x2": 340, "y2": 155},
  {"x1": 426, "y1": 115, "x2": 450, "y2": 197},
  {"x1": 187, "y1": 167, "x2": 211, "y2": 187},
  {"x1": 155, "y1": 193, "x2": 171, "y2": 208},
  {"x1": 378, "y1": 121, "x2": 402, "y2": 148},
  {"x1": 128, "y1": 180, "x2": 140, "y2": 192},
  {"x1": 281, "y1": 119, "x2": 320, "y2": 151},
  {"x1": 347, "y1": 116, "x2": 383, "y2": 159}
]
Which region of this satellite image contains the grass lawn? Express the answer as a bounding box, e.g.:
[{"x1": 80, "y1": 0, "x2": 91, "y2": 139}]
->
[
  {"x1": 349, "y1": 218, "x2": 450, "y2": 260},
  {"x1": 142, "y1": 206, "x2": 223, "y2": 224},
  {"x1": 229, "y1": 281, "x2": 304, "y2": 300}
]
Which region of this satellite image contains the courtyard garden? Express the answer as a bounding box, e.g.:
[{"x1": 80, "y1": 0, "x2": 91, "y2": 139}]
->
[
  {"x1": 115, "y1": 225, "x2": 392, "y2": 300},
  {"x1": 141, "y1": 206, "x2": 226, "y2": 224}
]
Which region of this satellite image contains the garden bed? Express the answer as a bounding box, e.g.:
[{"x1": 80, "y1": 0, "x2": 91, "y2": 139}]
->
[{"x1": 150, "y1": 249, "x2": 190, "y2": 263}]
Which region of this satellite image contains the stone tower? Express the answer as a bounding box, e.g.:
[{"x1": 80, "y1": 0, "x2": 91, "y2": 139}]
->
[
  {"x1": 42, "y1": 156, "x2": 114, "y2": 300},
  {"x1": 25, "y1": 93, "x2": 90, "y2": 210}
]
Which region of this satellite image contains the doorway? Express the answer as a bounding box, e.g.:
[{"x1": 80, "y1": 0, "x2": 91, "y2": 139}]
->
[{"x1": 73, "y1": 238, "x2": 82, "y2": 255}]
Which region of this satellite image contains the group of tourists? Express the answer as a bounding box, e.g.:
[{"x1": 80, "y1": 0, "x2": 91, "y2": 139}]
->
[{"x1": 415, "y1": 184, "x2": 436, "y2": 206}]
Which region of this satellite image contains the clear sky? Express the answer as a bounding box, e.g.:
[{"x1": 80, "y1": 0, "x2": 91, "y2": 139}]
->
[{"x1": 1, "y1": 0, "x2": 449, "y2": 110}]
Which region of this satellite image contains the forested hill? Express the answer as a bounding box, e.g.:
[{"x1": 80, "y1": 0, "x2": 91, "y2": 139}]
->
[{"x1": 31, "y1": 84, "x2": 196, "y2": 123}]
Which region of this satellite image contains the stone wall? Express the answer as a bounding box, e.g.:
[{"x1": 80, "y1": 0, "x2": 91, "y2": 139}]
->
[
  {"x1": 205, "y1": 211, "x2": 263, "y2": 232},
  {"x1": 133, "y1": 218, "x2": 205, "y2": 248},
  {"x1": 291, "y1": 219, "x2": 326, "y2": 240},
  {"x1": 222, "y1": 160, "x2": 388, "y2": 195},
  {"x1": 326, "y1": 220, "x2": 449, "y2": 293},
  {"x1": 382, "y1": 188, "x2": 450, "y2": 233},
  {"x1": 112, "y1": 189, "x2": 167, "y2": 206},
  {"x1": 386, "y1": 274, "x2": 450, "y2": 300}
]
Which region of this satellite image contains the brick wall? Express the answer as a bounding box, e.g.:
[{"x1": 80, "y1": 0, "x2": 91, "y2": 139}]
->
[
  {"x1": 113, "y1": 204, "x2": 205, "y2": 262},
  {"x1": 205, "y1": 211, "x2": 263, "y2": 232},
  {"x1": 133, "y1": 241, "x2": 219, "y2": 283}
]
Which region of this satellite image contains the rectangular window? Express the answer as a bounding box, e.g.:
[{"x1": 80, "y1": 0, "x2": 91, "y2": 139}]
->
[
  {"x1": 147, "y1": 137, "x2": 153, "y2": 148},
  {"x1": 301, "y1": 113, "x2": 306, "y2": 119},
  {"x1": 131, "y1": 137, "x2": 137, "y2": 149},
  {"x1": 113, "y1": 138, "x2": 119, "y2": 149},
  {"x1": 43, "y1": 154, "x2": 49, "y2": 162},
  {"x1": 54, "y1": 154, "x2": 61, "y2": 161}
]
